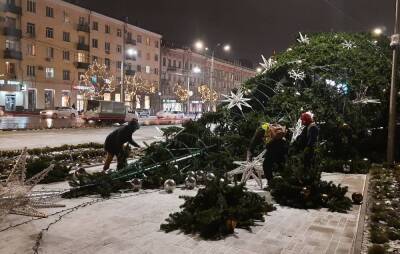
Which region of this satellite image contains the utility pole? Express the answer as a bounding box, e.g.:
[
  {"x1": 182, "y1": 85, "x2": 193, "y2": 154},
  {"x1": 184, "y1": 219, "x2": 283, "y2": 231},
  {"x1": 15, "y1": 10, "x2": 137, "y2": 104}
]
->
[
  {"x1": 387, "y1": 0, "x2": 400, "y2": 165},
  {"x1": 120, "y1": 17, "x2": 128, "y2": 103}
]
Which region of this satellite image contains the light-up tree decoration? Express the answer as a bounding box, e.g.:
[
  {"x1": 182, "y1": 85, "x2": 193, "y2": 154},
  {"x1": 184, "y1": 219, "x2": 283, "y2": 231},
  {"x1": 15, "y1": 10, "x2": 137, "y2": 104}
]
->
[
  {"x1": 124, "y1": 73, "x2": 157, "y2": 108},
  {"x1": 173, "y1": 82, "x2": 189, "y2": 102},
  {"x1": 197, "y1": 84, "x2": 218, "y2": 112},
  {"x1": 78, "y1": 60, "x2": 115, "y2": 99}
]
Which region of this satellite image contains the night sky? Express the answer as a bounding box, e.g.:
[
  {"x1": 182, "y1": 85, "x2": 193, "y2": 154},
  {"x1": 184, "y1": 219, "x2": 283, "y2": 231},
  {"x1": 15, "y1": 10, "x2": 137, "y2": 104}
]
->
[{"x1": 71, "y1": 0, "x2": 395, "y2": 65}]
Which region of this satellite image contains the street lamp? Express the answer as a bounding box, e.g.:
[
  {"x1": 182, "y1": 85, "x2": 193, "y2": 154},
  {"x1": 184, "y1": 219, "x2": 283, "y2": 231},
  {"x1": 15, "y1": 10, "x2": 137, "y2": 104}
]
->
[
  {"x1": 256, "y1": 67, "x2": 262, "y2": 73},
  {"x1": 373, "y1": 27, "x2": 383, "y2": 36},
  {"x1": 187, "y1": 67, "x2": 201, "y2": 114},
  {"x1": 387, "y1": 0, "x2": 400, "y2": 165},
  {"x1": 127, "y1": 48, "x2": 137, "y2": 56},
  {"x1": 194, "y1": 40, "x2": 231, "y2": 112}
]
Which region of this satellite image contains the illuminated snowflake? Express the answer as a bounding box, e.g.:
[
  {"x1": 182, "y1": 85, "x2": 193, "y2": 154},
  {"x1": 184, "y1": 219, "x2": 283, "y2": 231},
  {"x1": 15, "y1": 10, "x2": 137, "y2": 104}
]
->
[
  {"x1": 297, "y1": 32, "x2": 310, "y2": 44},
  {"x1": 222, "y1": 89, "x2": 252, "y2": 111},
  {"x1": 259, "y1": 55, "x2": 277, "y2": 74},
  {"x1": 342, "y1": 40, "x2": 356, "y2": 49},
  {"x1": 288, "y1": 69, "x2": 306, "y2": 81}
]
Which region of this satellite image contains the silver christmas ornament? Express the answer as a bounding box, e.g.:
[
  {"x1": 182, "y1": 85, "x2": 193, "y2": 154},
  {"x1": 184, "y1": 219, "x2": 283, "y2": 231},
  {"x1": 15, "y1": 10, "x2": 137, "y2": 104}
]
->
[
  {"x1": 164, "y1": 179, "x2": 176, "y2": 193},
  {"x1": 184, "y1": 176, "x2": 196, "y2": 190},
  {"x1": 206, "y1": 172, "x2": 216, "y2": 182},
  {"x1": 129, "y1": 178, "x2": 142, "y2": 192},
  {"x1": 187, "y1": 171, "x2": 196, "y2": 178},
  {"x1": 196, "y1": 170, "x2": 205, "y2": 182}
]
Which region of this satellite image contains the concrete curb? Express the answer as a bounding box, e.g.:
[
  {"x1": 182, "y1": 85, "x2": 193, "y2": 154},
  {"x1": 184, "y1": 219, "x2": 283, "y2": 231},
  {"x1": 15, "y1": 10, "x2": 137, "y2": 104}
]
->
[{"x1": 352, "y1": 173, "x2": 370, "y2": 254}]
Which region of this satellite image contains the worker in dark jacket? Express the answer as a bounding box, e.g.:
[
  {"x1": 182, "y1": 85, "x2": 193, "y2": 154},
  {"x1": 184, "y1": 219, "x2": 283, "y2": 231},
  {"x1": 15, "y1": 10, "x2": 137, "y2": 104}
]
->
[
  {"x1": 296, "y1": 112, "x2": 319, "y2": 170},
  {"x1": 103, "y1": 119, "x2": 141, "y2": 171},
  {"x1": 247, "y1": 123, "x2": 288, "y2": 182}
]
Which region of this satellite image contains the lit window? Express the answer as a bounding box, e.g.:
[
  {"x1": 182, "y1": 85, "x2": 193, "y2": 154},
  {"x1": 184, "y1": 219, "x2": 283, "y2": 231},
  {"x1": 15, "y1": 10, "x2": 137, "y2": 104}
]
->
[
  {"x1": 27, "y1": 43, "x2": 36, "y2": 56},
  {"x1": 145, "y1": 66, "x2": 151, "y2": 73},
  {"x1": 45, "y1": 68, "x2": 55, "y2": 79},
  {"x1": 77, "y1": 53, "x2": 86, "y2": 62}
]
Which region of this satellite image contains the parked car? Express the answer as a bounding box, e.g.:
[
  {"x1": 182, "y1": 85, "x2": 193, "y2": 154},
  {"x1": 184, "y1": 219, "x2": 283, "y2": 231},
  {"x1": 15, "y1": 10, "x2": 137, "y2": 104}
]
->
[
  {"x1": 40, "y1": 107, "x2": 78, "y2": 119},
  {"x1": 136, "y1": 109, "x2": 151, "y2": 118},
  {"x1": 156, "y1": 110, "x2": 185, "y2": 119}
]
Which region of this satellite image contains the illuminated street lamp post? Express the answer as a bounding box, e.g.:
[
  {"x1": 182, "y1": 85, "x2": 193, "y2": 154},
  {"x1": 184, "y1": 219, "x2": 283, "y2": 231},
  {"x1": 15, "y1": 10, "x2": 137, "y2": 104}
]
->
[
  {"x1": 187, "y1": 66, "x2": 201, "y2": 113},
  {"x1": 195, "y1": 40, "x2": 230, "y2": 111}
]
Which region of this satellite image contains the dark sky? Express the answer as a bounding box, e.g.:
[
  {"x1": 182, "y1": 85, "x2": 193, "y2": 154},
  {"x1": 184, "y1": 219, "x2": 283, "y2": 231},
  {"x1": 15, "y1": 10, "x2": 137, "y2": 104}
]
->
[{"x1": 72, "y1": 0, "x2": 395, "y2": 65}]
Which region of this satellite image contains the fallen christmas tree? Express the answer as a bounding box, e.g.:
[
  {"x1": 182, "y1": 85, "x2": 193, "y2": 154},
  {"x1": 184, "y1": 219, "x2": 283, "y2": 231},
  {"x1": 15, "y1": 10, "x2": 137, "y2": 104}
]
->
[{"x1": 160, "y1": 181, "x2": 275, "y2": 239}]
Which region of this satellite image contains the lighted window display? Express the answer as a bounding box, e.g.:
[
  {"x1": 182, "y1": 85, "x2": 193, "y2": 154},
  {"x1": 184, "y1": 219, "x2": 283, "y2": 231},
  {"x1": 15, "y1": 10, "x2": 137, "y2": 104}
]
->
[
  {"x1": 144, "y1": 95, "x2": 150, "y2": 109},
  {"x1": 103, "y1": 93, "x2": 111, "y2": 101},
  {"x1": 44, "y1": 89, "x2": 54, "y2": 109},
  {"x1": 61, "y1": 90, "x2": 70, "y2": 107}
]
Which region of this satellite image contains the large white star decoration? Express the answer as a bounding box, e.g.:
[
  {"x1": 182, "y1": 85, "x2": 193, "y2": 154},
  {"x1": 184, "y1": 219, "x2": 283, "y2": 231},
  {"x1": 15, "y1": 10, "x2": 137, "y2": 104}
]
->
[
  {"x1": 342, "y1": 40, "x2": 356, "y2": 49},
  {"x1": 288, "y1": 69, "x2": 306, "y2": 81},
  {"x1": 259, "y1": 55, "x2": 277, "y2": 74},
  {"x1": 297, "y1": 32, "x2": 310, "y2": 44},
  {"x1": 0, "y1": 148, "x2": 65, "y2": 219},
  {"x1": 222, "y1": 89, "x2": 252, "y2": 111},
  {"x1": 227, "y1": 151, "x2": 266, "y2": 189}
]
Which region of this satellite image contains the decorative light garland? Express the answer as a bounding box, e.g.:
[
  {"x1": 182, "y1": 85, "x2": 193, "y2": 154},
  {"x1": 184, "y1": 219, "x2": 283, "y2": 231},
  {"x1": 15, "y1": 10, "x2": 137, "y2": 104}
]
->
[
  {"x1": 173, "y1": 82, "x2": 189, "y2": 102},
  {"x1": 124, "y1": 74, "x2": 158, "y2": 104},
  {"x1": 197, "y1": 85, "x2": 218, "y2": 102}
]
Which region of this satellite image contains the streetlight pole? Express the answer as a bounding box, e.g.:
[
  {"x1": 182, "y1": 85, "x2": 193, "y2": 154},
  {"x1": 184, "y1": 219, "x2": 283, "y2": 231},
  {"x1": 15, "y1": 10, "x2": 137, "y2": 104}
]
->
[
  {"x1": 121, "y1": 17, "x2": 128, "y2": 103},
  {"x1": 387, "y1": 0, "x2": 400, "y2": 165},
  {"x1": 209, "y1": 50, "x2": 215, "y2": 112},
  {"x1": 187, "y1": 72, "x2": 190, "y2": 114}
]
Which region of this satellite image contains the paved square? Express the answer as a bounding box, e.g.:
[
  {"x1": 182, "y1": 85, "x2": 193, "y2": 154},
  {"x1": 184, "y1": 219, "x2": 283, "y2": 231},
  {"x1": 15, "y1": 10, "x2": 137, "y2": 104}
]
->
[{"x1": 0, "y1": 173, "x2": 366, "y2": 254}]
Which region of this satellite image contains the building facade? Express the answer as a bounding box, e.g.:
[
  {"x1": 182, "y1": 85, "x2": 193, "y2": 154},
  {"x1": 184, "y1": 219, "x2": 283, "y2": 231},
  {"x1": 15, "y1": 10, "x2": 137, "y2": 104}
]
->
[
  {"x1": 160, "y1": 46, "x2": 256, "y2": 113},
  {"x1": 0, "y1": 0, "x2": 161, "y2": 112}
]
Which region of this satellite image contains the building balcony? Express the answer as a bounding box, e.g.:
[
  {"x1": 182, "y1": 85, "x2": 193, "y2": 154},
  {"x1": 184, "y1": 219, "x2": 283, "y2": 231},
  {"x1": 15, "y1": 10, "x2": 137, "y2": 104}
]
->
[
  {"x1": 125, "y1": 38, "x2": 136, "y2": 45},
  {"x1": 77, "y1": 24, "x2": 90, "y2": 33},
  {"x1": 3, "y1": 27, "x2": 22, "y2": 38},
  {"x1": 125, "y1": 69, "x2": 135, "y2": 76},
  {"x1": 77, "y1": 43, "x2": 90, "y2": 51},
  {"x1": 2, "y1": 3, "x2": 22, "y2": 15},
  {"x1": 167, "y1": 67, "x2": 177, "y2": 72},
  {"x1": 4, "y1": 49, "x2": 22, "y2": 60},
  {"x1": 75, "y1": 62, "x2": 90, "y2": 69}
]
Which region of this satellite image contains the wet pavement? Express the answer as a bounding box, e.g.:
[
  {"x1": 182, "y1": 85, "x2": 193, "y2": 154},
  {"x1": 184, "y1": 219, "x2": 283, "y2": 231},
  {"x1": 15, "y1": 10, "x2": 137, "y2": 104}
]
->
[{"x1": 0, "y1": 116, "x2": 187, "y2": 130}]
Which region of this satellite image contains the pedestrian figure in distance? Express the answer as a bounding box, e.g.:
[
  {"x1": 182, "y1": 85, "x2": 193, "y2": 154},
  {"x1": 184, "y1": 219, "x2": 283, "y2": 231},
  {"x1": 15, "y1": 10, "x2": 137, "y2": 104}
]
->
[
  {"x1": 247, "y1": 122, "x2": 288, "y2": 183},
  {"x1": 103, "y1": 119, "x2": 141, "y2": 171},
  {"x1": 296, "y1": 112, "x2": 319, "y2": 170}
]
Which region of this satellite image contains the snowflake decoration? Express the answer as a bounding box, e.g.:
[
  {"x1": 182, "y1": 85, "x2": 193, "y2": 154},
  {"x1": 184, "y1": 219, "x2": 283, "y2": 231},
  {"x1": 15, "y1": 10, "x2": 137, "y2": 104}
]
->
[
  {"x1": 342, "y1": 40, "x2": 356, "y2": 49},
  {"x1": 297, "y1": 32, "x2": 310, "y2": 44},
  {"x1": 222, "y1": 89, "x2": 252, "y2": 111},
  {"x1": 259, "y1": 55, "x2": 277, "y2": 74},
  {"x1": 228, "y1": 151, "x2": 266, "y2": 189},
  {"x1": 290, "y1": 118, "x2": 305, "y2": 144},
  {"x1": 288, "y1": 69, "x2": 306, "y2": 81},
  {"x1": 0, "y1": 148, "x2": 64, "y2": 218}
]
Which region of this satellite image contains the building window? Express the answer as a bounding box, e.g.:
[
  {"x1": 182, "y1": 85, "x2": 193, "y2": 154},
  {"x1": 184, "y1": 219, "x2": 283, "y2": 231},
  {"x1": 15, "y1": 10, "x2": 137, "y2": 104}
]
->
[
  {"x1": 137, "y1": 65, "x2": 141, "y2": 72},
  {"x1": 173, "y1": 60, "x2": 176, "y2": 67},
  {"x1": 6, "y1": 62, "x2": 15, "y2": 75},
  {"x1": 105, "y1": 25, "x2": 110, "y2": 34},
  {"x1": 138, "y1": 50, "x2": 142, "y2": 58},
  {"x1": 145, "y1": 66, "x2": 151, "y2": 74},
  {"x1": 26, "y1": 65, "x2": 35, "y2": 76},
  {"x1": 27, "y1": 0, "x2": 36, "y2": 13},
  {"x1": 78, "y1": 17, "x2": 85, "y2": 25},
  {"x1": 63, "y1": 50, "x2": 70, "y2": 60},
  {"x1": 27, "y1": 43, "x2": 35, "y2": 56},
  {"x1": 117, "y1": 45, "x2": 121, "y2": 53},
  {"x1": 47, "y1": 47, "x2": 54, "y2": 58},
  {"x1": 155, "y1": 41, "x2": 159, "y2": 48},
  {"x1": 61, "y1": 91, "x2": 70, "y2": 107},
  {"x1": 78, "y1": 36, "x2": 85, "y2": 44},
  {"x1": 117, "y1": 29, "x2": 122, "y2": 37},
  {"x1": 45, "y1": 27, "x2": 53, "y2": 38},
  {"x1": 146, "y1": 53, "x2": 150, "y2": 61},
  {"x1": 154, "y1": 54, "x2": 159, "y2": 61},
  {"x1": 63, "y1": 32, "x2": 70, "y2": 42},
  {"x1": 46, "y1": 6, "x2": 54, "y2": 18},
  {"x1": 45, "y1": 67, "x2": 54, "y2": 79},
  {"x1": 146, "y1": 37, "x2": 150, "y2": 46},
  {"x1": 105, "y1": 42, "x2": 111, "y2": 53},
  {"x1": 63, "y1": 70, "x2": 70, "y2": 80},
  {"x1": 104, "y1": 58, "x2": 110, "y2": 68},
  {"x1": 92, "y1": 39, "x2": 98, "y2": 48},
  {"x1": 92, "y1": 55, "x2": 98, "y2": 62},
  {"x1": 89, "y1": 21, "x2": 97, "y2": 31},
  {"x1": 162, "y1": 58, "x2": 166, "y2": 66},
  {"x1": 168, "y1": 59, "x2": 171, "y2": 67},
  {"x1": 154, "y1": 68, "x2": 159, "y2": 75},
  {"x1": 26, "y1": 22, "x2": 35, "y2": 36},
  {"x1": 77, "y1": 53, "x2": 86, "y2": 62},
  {"x1": 63, "y1": 11, "x2": 69, "y2": 23},
  {"x1": 117, "y1": 61, "x2": 122, "y2": 69},
  {"x1": 137, "y1": 35, "x2": 142, "y2": 43}
]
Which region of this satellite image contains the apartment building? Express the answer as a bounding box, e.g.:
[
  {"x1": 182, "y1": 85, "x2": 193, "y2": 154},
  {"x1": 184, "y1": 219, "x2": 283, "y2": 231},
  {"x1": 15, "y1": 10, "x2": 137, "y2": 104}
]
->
[
  {"x1": 160, "y1": 46, "x2": 256, "y2": 112},
  {"x1": 0, "y1": 0, "x2": 161, "y2": 112}
]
